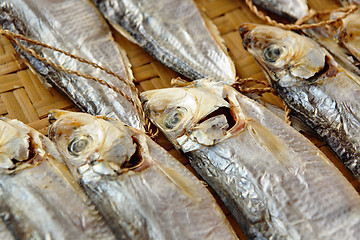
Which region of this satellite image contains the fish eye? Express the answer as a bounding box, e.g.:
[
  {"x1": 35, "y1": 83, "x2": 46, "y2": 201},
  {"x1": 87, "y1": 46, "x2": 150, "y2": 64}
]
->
[
  {"x1": 263, "y1": 44, "x2": 284, "y2": 62},
  {"x1": 68, "y1": 135, "x2": 92, "y2": 156},
  {"x1": 164, "y1": 107, "x2": 185, "y2": 130}
]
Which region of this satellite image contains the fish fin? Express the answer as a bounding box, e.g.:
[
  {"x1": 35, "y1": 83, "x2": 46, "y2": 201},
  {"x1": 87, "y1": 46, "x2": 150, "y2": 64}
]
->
[
  {"x1": 157, "y1": 163, "x2": 201, "y2": 202},
  {"x1": 46, "y1": 155, "x2": 89, "y2": 199},
  {"x1": 135, "y1": 134, "x2": 201, "y2": 202},
  {"x1": 247, "y1": 120, "x2": 301, "y2": 172}
]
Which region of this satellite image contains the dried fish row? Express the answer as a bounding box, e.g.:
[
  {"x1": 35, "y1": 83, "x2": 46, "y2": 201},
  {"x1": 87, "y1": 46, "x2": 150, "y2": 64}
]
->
[
  {"x1": 0, "y1": 117, "x2": 116, "y2": 240},
  {"x1": 141, "y1": 78, "x2": 360, "y2": 239}
]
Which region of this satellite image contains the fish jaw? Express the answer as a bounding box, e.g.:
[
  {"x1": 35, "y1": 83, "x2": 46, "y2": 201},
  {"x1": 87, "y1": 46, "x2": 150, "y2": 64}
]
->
[
  {"x1": 141, "y1": 79, "x2": 246, "y2": 152},
  {"x1": 0, "y1": 118, "x2": 46, "y2": 172},
  {"x1": 239, "y1": 24, "x2": 326, "y2": 86},
  {"x1": 0, "y1": 119, "x2": 30, "y2": 169},
  {"x1": 48, "y1": 110, "x2": 140, "y2": 180}
]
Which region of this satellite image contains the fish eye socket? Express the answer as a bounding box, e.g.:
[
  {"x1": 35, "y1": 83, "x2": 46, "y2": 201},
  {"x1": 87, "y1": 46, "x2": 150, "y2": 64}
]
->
[
  {"x1": 264, "y1": 44, "x2": 284, "y2": 62},
  {"x1": 68, "y1": 136, "x2": 91, "y2": 156},
  {"x1": 164, "y1": 107, "x2": 185, "y2": 130}
]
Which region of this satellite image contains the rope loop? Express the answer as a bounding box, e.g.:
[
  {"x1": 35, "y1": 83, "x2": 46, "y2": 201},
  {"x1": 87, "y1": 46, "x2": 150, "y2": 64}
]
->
[{"x1": 231, "y1": 78, "x2": 291, "y2": 125}]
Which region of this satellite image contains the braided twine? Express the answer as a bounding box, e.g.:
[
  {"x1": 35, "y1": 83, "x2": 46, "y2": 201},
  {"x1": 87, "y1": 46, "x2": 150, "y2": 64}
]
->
[
  {"x1": 231, "y1": 78, "x2": 292, "y2": 125},
  {"x1": 0, "y1": 29, "x2": 157, "y2": 138}
]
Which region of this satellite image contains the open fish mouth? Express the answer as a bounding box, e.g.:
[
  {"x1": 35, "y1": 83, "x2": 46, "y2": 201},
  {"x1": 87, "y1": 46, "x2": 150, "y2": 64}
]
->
[
  {"x1": 0, "y1": 120, "x2": 41, "y2": 172},
  {"x1": 0, "y1": 138, "x2": 37, "y2": 172},
  {"x1": 179, "y1": 93, "x2": 245, "y2": 150},
  {"x1": 194, "y1": 103, "x2": 236, "y2": 132}
]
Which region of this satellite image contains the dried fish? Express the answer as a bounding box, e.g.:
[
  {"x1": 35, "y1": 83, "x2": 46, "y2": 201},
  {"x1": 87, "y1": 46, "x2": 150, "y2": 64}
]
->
[
  {"x1": 92, "y1": 0, "x2": 236, "y2": 84},
  {"x1": 251, "y1": 0, "x2": 309, "y2": 21},
  {"x1": 141, "y1": 78, "x2": 360, "y2": 239},
  {"x1": 0, "y1": 0, "x2": 145, "y2": 131},
  {"x1": 48, "y1": 110, "x2": 238, "y2": 240},
  {"x1": 0, "y1": 117, "x2": 116, "y2": 240},
  {"x1": 239, "y1": 23, "x2": 360, "y2": 178}
]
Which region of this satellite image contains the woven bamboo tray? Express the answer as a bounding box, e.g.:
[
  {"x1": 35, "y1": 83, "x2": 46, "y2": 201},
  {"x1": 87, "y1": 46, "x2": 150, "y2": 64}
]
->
[{"x1": 0, "y1": 0, "x2": 358, "y2": 238}]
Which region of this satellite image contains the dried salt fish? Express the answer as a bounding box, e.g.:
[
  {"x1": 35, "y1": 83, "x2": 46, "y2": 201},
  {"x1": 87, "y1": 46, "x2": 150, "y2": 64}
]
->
[
  {"x1": 48, "y1": 110, "x2": 238, "y2": 240},
  {"x1": 0, "y1": 117, "x2": 116, "y2": 240}
]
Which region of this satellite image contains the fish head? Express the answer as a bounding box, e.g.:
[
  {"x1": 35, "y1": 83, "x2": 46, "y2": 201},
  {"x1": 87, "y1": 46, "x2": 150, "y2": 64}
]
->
[
  {"x1": 0, "y1": 118, "x2": 45, "y2": 172},
  {"x1": 337, "y1": 13, "x2": 360, "y2": 62},
  {"x1": 239, "y1": 24, "x2": 326, "y2": 87},
  {"x1": 48, "y1": 110, "x2": 137, "y2": 177},
  {"x1": 141, "y1": 79, "x2": 246, "y2": 152}
]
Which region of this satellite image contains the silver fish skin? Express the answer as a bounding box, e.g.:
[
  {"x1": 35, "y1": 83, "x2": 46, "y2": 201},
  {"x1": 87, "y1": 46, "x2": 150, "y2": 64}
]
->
[
  {"x1": 240, "y1": 23, "x2": 360, "y2": 178},
  {"x1": 48, "y1": 110, "x2": 238, "y2": 240},
  {"x1": 251, "y1": 0, "x2": 309, "y2": 21},
  {"x1": 0, "y1": 0, "x2": 144, "y2": 131},
  {"x1": 141, "y1": 78, "x2": 360, "y2": 239},
  {"x1": 92, "y1": 0, "x2": 236, "y2": 85},
  {"x1": 0, "y1": 118, "x2": 116, "y2": 240}
]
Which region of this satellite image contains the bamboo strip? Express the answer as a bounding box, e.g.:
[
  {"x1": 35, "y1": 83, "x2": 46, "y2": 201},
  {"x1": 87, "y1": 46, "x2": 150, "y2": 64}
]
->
[{"x1": 13, "y1": 88, "x2": 39, "y2": 122}]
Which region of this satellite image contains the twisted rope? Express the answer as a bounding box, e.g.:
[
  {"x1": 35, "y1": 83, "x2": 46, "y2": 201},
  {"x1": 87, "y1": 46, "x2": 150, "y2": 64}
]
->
[
  {"x1": 0, "y1": 29, "x2": 156, "y2": 137},
  {"x1": 232, "y1": 78, "x2": 292, "y2": 125},
  {"x1": 245, "y1": 0, "x2": 358, "y2": 30}
]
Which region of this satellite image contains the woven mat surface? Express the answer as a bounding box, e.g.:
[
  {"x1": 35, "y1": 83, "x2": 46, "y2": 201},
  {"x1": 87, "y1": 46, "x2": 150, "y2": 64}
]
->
[{"x1": 0, "y1": 0, "x2": 358, "y2": 238}]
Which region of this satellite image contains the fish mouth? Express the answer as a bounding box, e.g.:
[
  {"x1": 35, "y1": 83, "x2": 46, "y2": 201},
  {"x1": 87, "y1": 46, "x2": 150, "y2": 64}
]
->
[
  {"x1": 48, "y1": 109, "x2": 67, "y2": 124},
  {"x1": 196, "y1": 106, "x2": 236, "y2": 130},
  {"x1": 8, "y1": 137, "x2": 37, "y2": 171},
  {"x1": 239, "y1": 23, "x2": 257, "y2": 49},
  {"x1": 120, "y1": 136, "x2": 149, "y2": 172},
  {"x1": 47, "y1": 110, "x2": 71, "y2": 141}
]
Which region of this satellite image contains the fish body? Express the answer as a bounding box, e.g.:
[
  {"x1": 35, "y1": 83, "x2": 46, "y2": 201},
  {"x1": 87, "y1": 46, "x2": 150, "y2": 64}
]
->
[
  {"x1": 0, "y1": 118, "x2": 115, "y2": 240},
  {"x1": 0, "y1": 0, "x2": 144, "y2": 131},
  {"x1": 251, "y1": 0, "x2": 309, "y2": 21},
  {"x1": 141, "y1": 78, "x2": 360, "y2": 239},
  {"x1": 240, "y1": 24, "x2": 360, "y2": 178},
  {"x1": 48, "y1": 110, "x2": 238, "y2": 240},
  {"x1": 92, "y1": 0, "x2": 236, "y2": 84}
]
